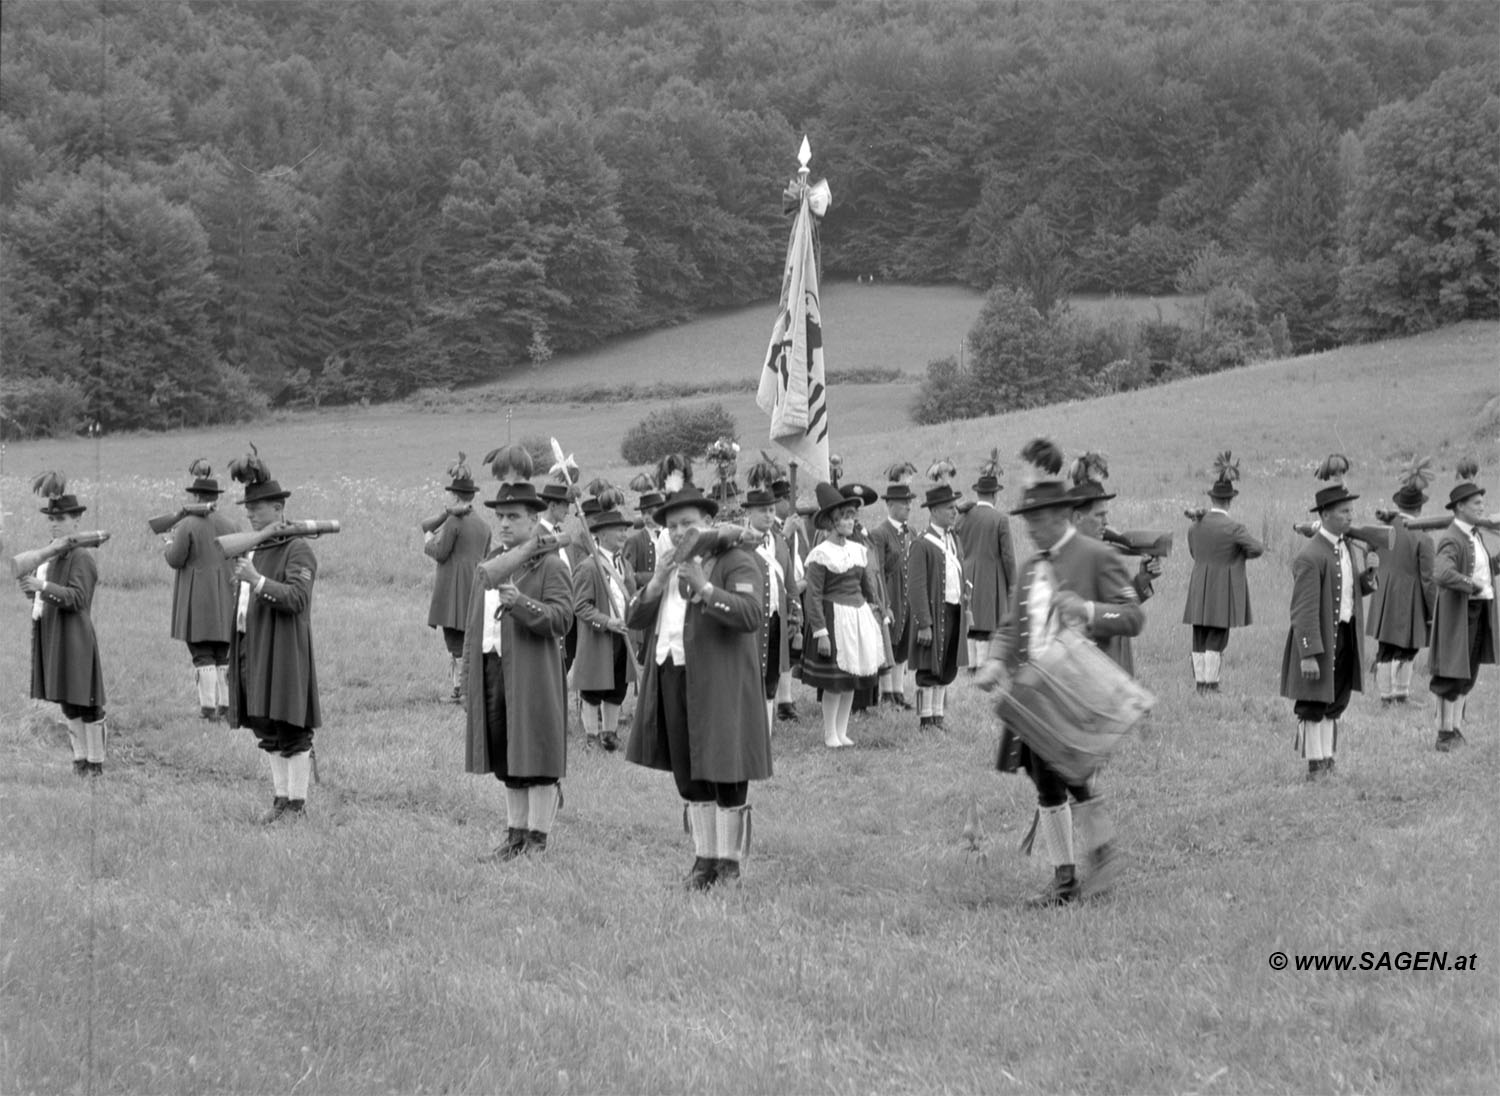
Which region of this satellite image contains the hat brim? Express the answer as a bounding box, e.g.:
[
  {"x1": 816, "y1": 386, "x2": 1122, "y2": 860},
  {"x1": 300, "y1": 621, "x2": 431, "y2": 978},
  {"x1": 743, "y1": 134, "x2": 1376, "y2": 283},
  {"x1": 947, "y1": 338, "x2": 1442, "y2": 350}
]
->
[
  {"x1": 588, "y1": 517, "x2": 632, "y2": 531},
  {"x1": 238, "y1": 492, "x2": 290, "y2": 505},
  {"x1": 1310, "y1": 493, "x2": 1359, "y2": 512},
  {"x1": 40, "y1": 504, "x2": 87, "y2": 516},
  {"x1": 654, "y1": 496, "x2": 720, "y2": 524},
  {"x1": 1010, "y1": 496, "x2": 1073, "y2": 516},
  {"x1": 485, "y1": 497, "x2": 547, "y2": 512},
  {"x1": 187, "y1": 485, "x2": 225, "y2": 496},
  {"x1": 1446, "y1": 485, "x2": 1485, "y2": 510}
]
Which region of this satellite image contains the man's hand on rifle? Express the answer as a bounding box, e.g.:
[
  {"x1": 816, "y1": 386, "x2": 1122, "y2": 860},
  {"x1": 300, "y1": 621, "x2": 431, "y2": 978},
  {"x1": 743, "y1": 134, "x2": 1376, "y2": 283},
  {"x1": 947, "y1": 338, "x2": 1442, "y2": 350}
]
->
[
  {"x1": 18, "y1": 574, "x2": 44, "y2": 596},
  {"x1": 496, "y1": 581, "x2": 523, "y2": 609},
  {"x1": 233, "y1": 559, "x2": 262, "y2": 587}
]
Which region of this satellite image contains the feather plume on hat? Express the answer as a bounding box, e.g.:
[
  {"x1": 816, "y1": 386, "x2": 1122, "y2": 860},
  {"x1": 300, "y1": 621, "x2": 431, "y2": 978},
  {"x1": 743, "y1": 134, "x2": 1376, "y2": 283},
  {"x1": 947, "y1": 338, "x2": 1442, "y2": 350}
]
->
[
  {"x1": 1399, "y1": 457, "x2": 1433, "y2": 493},
  {"x1": 188, "y1": 458, "x2": 213, "y2": 479},
  {"x1": 1069, "y1": 451, "x2": 1108, "y2": 488},
  {"x1": 979, "y1": 447, "x2": 1002, "y2": 479},
  {"x1": 31, "y1": 470, "x2": 66, "y2": 499},
  {"x1": 656, "y1": 453, "x2": 693, "y2": 495},
  {"x1": 927, "y1": 457, "x2": 957, "y2": 484},
  {"x1": 483, "y1": 445, "x2": 534, "y2": 484},
  {"x1": 628, "y1": 471, "x2": 656, "y2": 494},
  {"x1": 1457, "y1": 456, "x2": 1479, "y2": 482},
  {"x1": 885, "y1": 460, "x2": 918, "y2": 485},
  {"x1": 1315, "y1": 453, "x2": 1350, "y2": 483},
  {"x1": 1213, "y1": 450, "x2": 1240, "y2": 486},
  {"x1": 447, "y1": 451, "x2": 472, "y2": 482},
  {"x1": 747, "y1": 450, "x2": 785, "y2": 490},
  {"x1": 228, "y1": 442, "x2": 271, "y2": 485},
  {"x1": 1018, "y1": 438, "x2": 1065, "y2": 487},
  {"x1": 586, "y1": 477, "x2": 625, "y2": 511}
]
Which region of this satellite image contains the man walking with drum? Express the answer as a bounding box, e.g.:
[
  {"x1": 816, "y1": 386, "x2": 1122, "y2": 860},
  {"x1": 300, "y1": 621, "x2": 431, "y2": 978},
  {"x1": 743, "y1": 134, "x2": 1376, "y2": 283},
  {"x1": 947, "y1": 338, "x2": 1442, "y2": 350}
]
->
[{"x1": 978, "y1": 439, "x2": 1145, "y2": 907}]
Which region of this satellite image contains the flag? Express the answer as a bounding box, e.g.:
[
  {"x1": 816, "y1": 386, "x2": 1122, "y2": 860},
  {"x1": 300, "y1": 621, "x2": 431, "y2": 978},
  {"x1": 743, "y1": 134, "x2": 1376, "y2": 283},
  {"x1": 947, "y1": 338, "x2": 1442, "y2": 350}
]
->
[{"x1": 756, "y1": 186, "x2": 830, "y2": 484}]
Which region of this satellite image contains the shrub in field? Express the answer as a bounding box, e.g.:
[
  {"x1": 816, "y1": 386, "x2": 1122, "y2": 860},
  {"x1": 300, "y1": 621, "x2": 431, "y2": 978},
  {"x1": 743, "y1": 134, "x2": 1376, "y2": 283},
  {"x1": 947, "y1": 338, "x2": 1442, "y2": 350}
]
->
[
  {"x1": 0, "y1": 375, "x2": 89, "y2": 439},
  {"x1": 619, "y1": 403, "x2": 736, "y2": 465}
]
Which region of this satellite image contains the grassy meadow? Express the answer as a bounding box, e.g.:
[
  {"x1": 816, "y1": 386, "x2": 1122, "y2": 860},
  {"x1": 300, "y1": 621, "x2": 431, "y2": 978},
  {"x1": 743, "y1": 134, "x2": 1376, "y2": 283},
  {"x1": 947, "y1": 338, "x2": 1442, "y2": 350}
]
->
[{"x1": 2, "y1": 318, "x2": 1498, "y2": 1094}]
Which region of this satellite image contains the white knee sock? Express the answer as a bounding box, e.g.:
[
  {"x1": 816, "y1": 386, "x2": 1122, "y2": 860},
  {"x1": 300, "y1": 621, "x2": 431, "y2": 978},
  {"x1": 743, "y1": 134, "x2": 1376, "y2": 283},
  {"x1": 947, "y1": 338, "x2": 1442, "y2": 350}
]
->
[
  {"x1": 1038, "y1": 803, "x2": 1074, "y2": 868},
  {"x1": 933, "y1": 687, "x2": 947, "y2": 718},
  {"x1": 601, "y1": 702, "x2": 620, "y2": 735},
  {"x1": 686, "y1": 801, "x2": 716, "y2": 857},
  {"x1": 890, "y1": 661, "x2": 907, "y2": 695},
  {"x1": 67, "y1": 717, "x2": 86, "y2": 761},
  {"x1": 1190, "y1": 651, "x2": 1205, "y2": 683},
  {"x1": 1300, "y1": 720, "x2": 1325, "y2": 760},
  {"x1": 195, "y1": 667, "x2": 215, "y2": 708},
  {"x1": 286, "y1": 752, "x2": 311, "y2": 800},
  {"x1": 268, "y1": 753, "x2": 290, "y2": 798},
  {"x1": 775, "y1": 675, "x2": 794, "y2": 705},
  {"x1": 716, "y1": 804, "x2": 750, "y2": 863},
  {"x1": 1374, "y1": 661, "x2": 1393, "y2": 700},
  {"x1": 1324, "y1": 720, "x2": 1338, "y2": 758},
  {"x1": 836, "y1": 691, "x2": 854, "y2": 746},
  {"x1": 917, "y1": 687, "x2": 934, "y2": 718},
  {"x1": 84, "y1": 721, "x2": 107, "y2": 764},
  {"x1": 1393, "y1": 661, "x2": 1413, "y2": 699},
  {"x1": 821, "y1": 694, "x2": 842, "y2": 747},
  {"x1": 215, "y1": 665, "x2": 230, "y2": 709},
  {"x1": 505, "y1": 787, "x2": 529, "y2": 829},
  {"x1": 527, "y1": 784, "x2": 559, "y2": 833},
  {"x1": 1203, "y1": 652, "x2": 1221, "y2": 685},
  {"x1": 1072, "y1": 796, "x2": 1114, "y2": 855}
]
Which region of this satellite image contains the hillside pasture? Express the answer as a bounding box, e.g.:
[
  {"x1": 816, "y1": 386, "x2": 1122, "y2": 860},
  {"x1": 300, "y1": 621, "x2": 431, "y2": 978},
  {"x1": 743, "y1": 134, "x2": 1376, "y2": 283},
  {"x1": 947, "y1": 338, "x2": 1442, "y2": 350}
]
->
[{"x1": 1, "y1": 321, "x2": 1497, "y2": 1094}]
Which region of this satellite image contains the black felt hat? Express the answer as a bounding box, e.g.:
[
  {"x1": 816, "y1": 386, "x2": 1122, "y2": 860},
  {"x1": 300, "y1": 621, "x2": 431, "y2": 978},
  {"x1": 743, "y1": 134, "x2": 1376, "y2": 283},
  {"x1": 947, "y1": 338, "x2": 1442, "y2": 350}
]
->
[
  {"x1": 1068, "y1": 480, "x2": 1116, "y2": 506},
  {"x1": 486, "y1": 482, "x2": 547, "y2": 512},
  {"x1": 1010, "y1": 481, "x2": 1074, "y2": 515},
  {"x1": 587, "y1": 508, "x2": 631, "y2": 532},
  {"x1": 39, "y1": 493, "x2": 87, "y2": 516},
  {"x1": 743, "y1": 488, "x2": 776, "y2": 508},
  {"x1": 922, "y1": 484, "x2": 962, "y2": 510},
  {"x1": 1446, "y1": 482, "x2": 1485, "y2": 511},
  {"x1": 813, "y1": 481, "x2": 861, "y2": 526},
  {"x1": 653, "y1": 487, "x2": 720, "y2": 524},
  {"x1": 1310, "y1": 484, "x2": 1360, "y2": 512}
]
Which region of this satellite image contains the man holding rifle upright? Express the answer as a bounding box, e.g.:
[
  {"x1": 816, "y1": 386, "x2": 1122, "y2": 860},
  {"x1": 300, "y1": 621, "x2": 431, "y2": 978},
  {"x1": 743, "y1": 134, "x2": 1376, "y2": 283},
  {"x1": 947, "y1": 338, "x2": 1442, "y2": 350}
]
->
[
  {"x1": 161, "y1": 459, "x2": 238, "y2": 720},
  {"x1": 424, "y1": 452, "x2": 490, "y2": 704},
  {"x1": 226, "y1": 446, "x2": 322, "y2": 824}
]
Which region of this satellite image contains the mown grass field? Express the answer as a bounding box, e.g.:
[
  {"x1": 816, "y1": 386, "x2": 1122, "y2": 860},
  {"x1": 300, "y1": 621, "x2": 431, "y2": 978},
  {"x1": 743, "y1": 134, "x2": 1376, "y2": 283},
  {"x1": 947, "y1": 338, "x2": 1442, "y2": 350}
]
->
[{"x1": 2, "y1": 319, "x2": 1497, "y2": 1094}]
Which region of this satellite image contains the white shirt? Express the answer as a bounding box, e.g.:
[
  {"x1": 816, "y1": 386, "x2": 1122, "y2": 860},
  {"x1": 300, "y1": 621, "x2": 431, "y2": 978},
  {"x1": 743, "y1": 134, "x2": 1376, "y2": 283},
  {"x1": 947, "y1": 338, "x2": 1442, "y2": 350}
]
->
[
  {"x1": 31, "y1": 560, "x2": 49, "y2": 621},
  {"x1": 1028, "y1": 556, "x2": 1055, "y2": 653},
  {"x1": 1318, "y1": 528, "x2": 1355, "y2": 623},
  {"x1": 602, "y1": 552, "x2": 627, "y2": 618},
  {"x1": 540, "y1": 519, "x2": 571, "y2": 572},
  {"x1": 1455, "y1": 520, "x2": 1494, "y2": 600},
  {"x1": 926, "y1": 527, "x2": 962, "y2": 604},
  {"x1": 236, "y1": 550, "x2": 256, "y2": 632},
  {"x1": 481, "y1": 587, "x2": 503, "y2": 654},
  {"x1": 757, "y1": 532, "x2": 784, "y2": 615},
  {"x1": 654, "y1": 569, "x2": 689, "y2": 665}
]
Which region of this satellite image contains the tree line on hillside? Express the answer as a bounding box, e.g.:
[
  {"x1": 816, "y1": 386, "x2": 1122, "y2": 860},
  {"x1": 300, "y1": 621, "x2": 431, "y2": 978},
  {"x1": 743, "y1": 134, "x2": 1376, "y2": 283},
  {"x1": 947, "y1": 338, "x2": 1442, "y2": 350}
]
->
[{"x1": 1, "y1": 0, "x2": 1496, "y2": 437}]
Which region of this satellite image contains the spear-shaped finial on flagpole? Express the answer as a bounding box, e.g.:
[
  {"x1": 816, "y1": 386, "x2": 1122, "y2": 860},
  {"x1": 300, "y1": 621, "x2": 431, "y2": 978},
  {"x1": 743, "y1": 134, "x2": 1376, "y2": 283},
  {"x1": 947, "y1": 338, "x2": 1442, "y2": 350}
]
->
[{"x1": 798, "y1": 134, "x2": 811, "y2": 185}]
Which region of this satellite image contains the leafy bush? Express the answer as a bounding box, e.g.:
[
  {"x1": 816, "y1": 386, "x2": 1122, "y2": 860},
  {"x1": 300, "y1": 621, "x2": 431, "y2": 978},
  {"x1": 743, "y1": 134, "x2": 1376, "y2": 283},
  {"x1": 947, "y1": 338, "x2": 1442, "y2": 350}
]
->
[
  {"x1": 0, "y1": 375, "x2": 89, "y2": 439},
  {"x1": 620, "y1": 402, "x2": 736, "y2": 465}
]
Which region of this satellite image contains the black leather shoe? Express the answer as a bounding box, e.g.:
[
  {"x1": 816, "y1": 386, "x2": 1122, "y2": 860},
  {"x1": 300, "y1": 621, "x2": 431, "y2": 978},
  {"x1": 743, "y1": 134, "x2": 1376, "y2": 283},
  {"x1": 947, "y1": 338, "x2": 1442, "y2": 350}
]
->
[
  {"x1": 200, "y1": 706, "x2": 218, "y2": 720},
  {"x1": 885, "y1": 693, "x2": 913, "y2": 709},
  {"x1": 478, "y1": 828, "x2": 528, "y2": 863},
  {"x1": 775, "y1": 703, "x2": 799, "y2": 723},
  {"x1": 525, "y1": 830, "x2": 548, "y2": 853},
  {"x1": 715, "y1": 859, "x2": 741, "y2": 886},
  {"x1": 73, "y1": 760, "x2": 90, "y2": 776},
  {"x1": 87, "y1": 762, "x2": 104, "y2": 776},
  {"x1": 1083, "y1": 842, "x2": 1122, "y2": 897},
  {"x1": 1026, "y1": 866, "x2": 1080, "y2": 908},
  {"x1": 600, "y1": 731, "x2": 620, "y2": 753},
  {"x1": 685, "y1": 857, "x2": 718, "y2": 891},
  {"x1": 216, "y1": 706, "x2": 229, "y2": 720},
  {"x1": 930, "y1": 716, "x2": 947, "y2": 730},
  {"x1": 259, "y1": 796, "x2": 290, "y2": 824}
]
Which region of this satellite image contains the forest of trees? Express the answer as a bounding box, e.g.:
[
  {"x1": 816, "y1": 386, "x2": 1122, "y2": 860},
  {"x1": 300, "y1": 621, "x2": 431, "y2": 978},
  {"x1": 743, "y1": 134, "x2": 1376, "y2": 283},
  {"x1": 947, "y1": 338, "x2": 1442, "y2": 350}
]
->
[{"x1": 1, "y1": 0, "x2": 1496, "y2": 434}]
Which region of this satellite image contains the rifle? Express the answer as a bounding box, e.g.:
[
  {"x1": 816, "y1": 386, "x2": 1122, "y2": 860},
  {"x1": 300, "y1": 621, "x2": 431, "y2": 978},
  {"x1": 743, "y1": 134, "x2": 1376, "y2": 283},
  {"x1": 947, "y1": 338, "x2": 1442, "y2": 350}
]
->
[
  {"x1": 1377, "y1": 509, "x2": 1500, "y2": 534},
  {"x1": 419, "y1": 504, "x2": 473, "y2": 535},
  {"x1": 11, "y1": 531, "x2": 111, "y2": 578},
  {"x1": 1291, "y1": 522, "x2": 1393, "y2": 553},
  {"x1": 147, "y1": 502, "x2": 215, "y2": 535},
  {"x1": 1102, "y1": 527, "x2": 1174, "y2": 558},
  {"x1": 217, "y1": 520, "x2": 340, "y2": 559},
  {"x1": 673, "y1": 523, "x2": 762, "y2": 562},
  {"x1": 478, "y1": 531, "x2": 573, "y2": 588}
]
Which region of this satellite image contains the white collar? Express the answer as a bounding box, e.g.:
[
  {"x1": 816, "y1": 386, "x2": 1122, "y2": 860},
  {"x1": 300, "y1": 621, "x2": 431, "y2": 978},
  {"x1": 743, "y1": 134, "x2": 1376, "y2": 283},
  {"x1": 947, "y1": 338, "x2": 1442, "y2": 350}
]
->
[
  {"x1": 1317, "y1": 526, "x2": 1346, "y2": 550},
  {"x1": 975, "y1": 499, "x2": 995, "y2": 509},
  {"x1": 888, "y1": 516, "x2": 906, "y2": 531},
  {"x1": 1210, "y1": 507, "x2": 1229, "y2": 515}
]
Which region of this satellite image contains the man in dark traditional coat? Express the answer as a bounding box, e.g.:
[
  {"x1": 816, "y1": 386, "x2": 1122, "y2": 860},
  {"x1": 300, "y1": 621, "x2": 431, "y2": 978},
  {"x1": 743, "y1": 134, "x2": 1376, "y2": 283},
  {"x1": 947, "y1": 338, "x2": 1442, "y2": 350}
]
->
[
  {"x1": 868, "y1": 480, "x2": 916, "y2": 708},
  {"x1": 958, "y1": 467, "x2": 1016, "y2": 671},
  {"x1": 572, "y1": 506, "x2": 636, "y2": 752},
  {"x1": 1067, "y1": 459, "x2": 1156, "y2": 676},
  {"x1": 462, "y1": 481, "x2": 575, "y2": 859},
  {"x1": 538, "y1": 481, "x2": 579, "y2": 676},
  {"x1": 1427, "y1": 476, "x2": 1497, "y2": 750},
  {"x1": 162, "y1": 460, "x2": 238, "y2": 719},
  {"x1": 1183, "y1": 459, "x2": 1264, "y2": 693},
  {"x1": 1279, "y1": 483, "x2": 1369, "y2": 780},
  {"x1": 744, "y1": 487, "x2": 800, "y2": 735},
  {"x1": 980, "y1": 442, "x2": 1145, "y2": 907},
  {"x1": 908, "y1": 482, "x2": 968, "y2": 728},
  {"x1": 626, "y1": 485, "x2": 770, "y2": 891},
  {"x1": 22, "y1": 477, "x2": 108, "y2": 774},
  {"x1": 227, "y1": 456, "x2": 322, "y2": 822},
  {"x1": 1367, "y1": 465, "x2": 1435, "y2": 706},
  {"x1": 621, "y1": 490, "x2": 665, "y2": 586},
  {"x1": 424, "y1": 455, "x2": 491, "y2": 704}
]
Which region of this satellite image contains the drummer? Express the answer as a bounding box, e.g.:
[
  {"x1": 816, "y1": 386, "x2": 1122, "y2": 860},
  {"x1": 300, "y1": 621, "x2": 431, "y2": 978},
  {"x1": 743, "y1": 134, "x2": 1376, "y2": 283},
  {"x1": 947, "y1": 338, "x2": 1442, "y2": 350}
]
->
[{"x1": 977, "y1": 439, "x2": 1145, "y2": 908}]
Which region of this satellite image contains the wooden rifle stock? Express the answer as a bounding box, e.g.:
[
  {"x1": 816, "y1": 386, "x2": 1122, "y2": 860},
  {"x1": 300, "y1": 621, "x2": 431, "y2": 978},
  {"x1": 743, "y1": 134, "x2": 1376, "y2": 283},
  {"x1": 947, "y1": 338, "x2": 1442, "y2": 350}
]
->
[
  {"x1": 478, "y1": 532, "x2": 572, "y2": 588},
  {"x1": 147, "y1": 502, "x2": 215, "y2": 535},
  {"x1": 673, "y1": 523, "x2": 761, "y2": 561},
  {"x1": 1387, "y1": 511, "x2": 1500, "y2": 534},
  {"x1": 11, "y1": 531, "x2": 111, "y2": 578},
  {"x1": 1291, "y1": 521, "x2": 1392, "y2": 552},
  {"x1": 1102, "y1": 527, "x2": 1174, "y2": 558},
  {"x1": 217, "y1": 520, "x2": 341, "y2": 559},
  {"x1": 419, "y1": 504, "x2": 473, "y2": 534}
]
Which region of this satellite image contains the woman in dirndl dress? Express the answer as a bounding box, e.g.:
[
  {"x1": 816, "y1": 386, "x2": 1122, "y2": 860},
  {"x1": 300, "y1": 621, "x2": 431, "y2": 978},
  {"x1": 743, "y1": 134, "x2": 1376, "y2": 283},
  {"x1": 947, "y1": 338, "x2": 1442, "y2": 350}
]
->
[{"x1": 800, "y1": 482, "x2": 886, "y2": 747}]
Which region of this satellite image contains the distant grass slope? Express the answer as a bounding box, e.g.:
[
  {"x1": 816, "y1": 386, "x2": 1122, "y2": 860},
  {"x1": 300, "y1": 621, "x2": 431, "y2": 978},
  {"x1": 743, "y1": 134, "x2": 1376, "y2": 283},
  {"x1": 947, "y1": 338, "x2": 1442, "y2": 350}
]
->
[{"x1": 469, "y1": 284, "x2": 1200, "y2": 393}]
